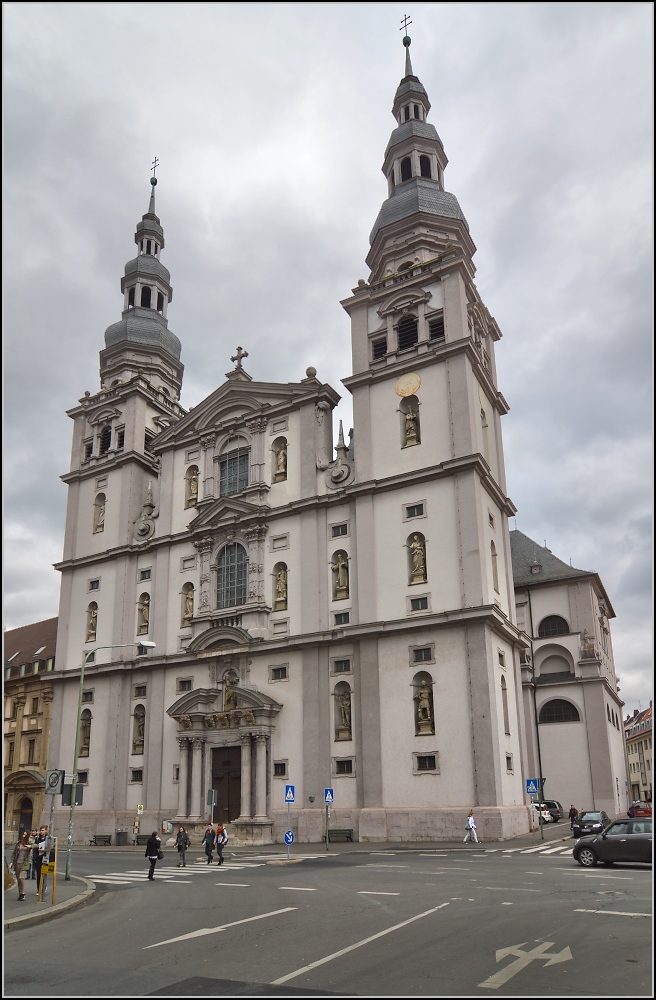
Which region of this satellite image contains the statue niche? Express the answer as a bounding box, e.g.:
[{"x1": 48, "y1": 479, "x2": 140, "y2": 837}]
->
[
  {"x1": 137, "y1": 593, "x2": 150, "y2": 635},
  {"x1": 181, "y1": 583, "x2": 194, "y2": 625},
  {"x1": 334, "y1": 682, "x2": 352, "y2": 741},
  {"x1": 223, "y1": 672, "x2": 239, "y2": 712},
  {"x1": 400, "y1": 395, "x2": 421, "y2": 448},
  {"x1": 272, "y1": 437, "x2": 287, "y2": 482},
  {"x1": 185, "y1": 466, "x2": 199, "y2": 508},
  {"x1": 406, "y1": 533, "x2": 427, "y2": 585},
  {"x1": 331, "y1": 551, "x2": 349, "y2": 601},
  {"x1": 413, "y1": 674, "x2": 435, "y2": 736},
  {"x1": 273, "y1": 563, "x2": 288, "y2": 611}
]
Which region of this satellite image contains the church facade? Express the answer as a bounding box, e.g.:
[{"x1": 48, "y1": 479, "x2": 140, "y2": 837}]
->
[{"x1": 48, "y1": 40, "x2": 533, "y2": 844}]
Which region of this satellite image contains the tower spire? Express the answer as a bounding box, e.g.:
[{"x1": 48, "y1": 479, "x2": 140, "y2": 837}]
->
[{"x1": 400, "y1": 15, "x2": 413, "y2": 76}]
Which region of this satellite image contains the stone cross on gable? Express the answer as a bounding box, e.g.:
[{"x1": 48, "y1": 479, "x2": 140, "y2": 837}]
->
[
  {"x1": 231, "y1": 346, "x2": 249, "y2": 369},
  {"x1": 400, "y1": 13, "x2": 412, "y2": 33},
  {"x1": 151, "y1": 157, "x2": 159, "y2": 176}
]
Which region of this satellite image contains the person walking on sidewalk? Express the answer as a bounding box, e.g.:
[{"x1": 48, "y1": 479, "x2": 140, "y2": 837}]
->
[
  {"x1": 175, "y1": 826, "x2": 191, "y2": 867},
  {"x1": 27, "y1": 828, "x2": 39, "y2": 880},
  {"x1": 203, "y1": 824, "x2": 215, "y2": 864},
  {"x1": 35, "y1": 825, "x2": 49, "y2": 896},
  {"x1": 145, "y1": 831, "x2": 161, "y2": 881},
  {"x1": 463, "y1": 809, "x2": 479, "y2": 844},
  {"x1": 215, "y1": 824, "x2": 228, "y2": 866},
  {"x1": 568, "y1": 804, "x2": 578, "y2": 832},
  {"x1": 10, "y1": 830, "x2": 32, "y2": 900}
]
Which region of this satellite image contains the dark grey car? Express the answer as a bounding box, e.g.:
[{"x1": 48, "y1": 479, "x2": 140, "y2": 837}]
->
[
  {"x1": 573, "y1": 818, "x2": 652, "y2": 866},
  {"x1": 572, "y1": 810, "x2": 610, "y2": 837}
]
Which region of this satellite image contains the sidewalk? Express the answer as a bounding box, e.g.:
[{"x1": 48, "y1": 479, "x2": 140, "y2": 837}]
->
[{"x1": 4, "y1": 821, "x2": 572, "y2": 929}]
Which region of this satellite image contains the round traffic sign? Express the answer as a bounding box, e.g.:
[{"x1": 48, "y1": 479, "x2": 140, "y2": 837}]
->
[{"x1": 284, "y1": 830, "x2": 295, "y2": 845}]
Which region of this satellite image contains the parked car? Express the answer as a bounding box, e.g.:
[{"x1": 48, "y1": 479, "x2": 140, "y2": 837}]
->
[
  {"x1": 573, "y1": 818, "x2": 652, "y2": 866},
  {"x1": 542, "y1": 799, "x2": 565, "y2": 823},
  {"x1": 627, "y1": 801, "x2": 652, "y2": 818},
  {"x1": 572, "y1": 810, "x2": 610, "y2": 838},
  {"x1": 531, "y1": 803, "x2": 553, "y2": 823}
]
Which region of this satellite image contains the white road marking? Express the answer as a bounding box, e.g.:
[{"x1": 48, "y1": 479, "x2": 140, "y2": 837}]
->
[
  {"x1": 485, "y1": 886, "x2": 540, "y2": 892},
  {"x1": 501, "y1": 849, "x2": 524, "y2": 853},
  {"x1": 279, "y1": 886, "x2": 316, "y2": 891},
  {"x1": 525, "y1": 872, "x2": 546, "y2": 875},
  {"x1": 87, "y1": 878, "x2": 133, "y2": 884},
  {"x1": 479, "y1": 941, "x2": 572, "y2": 989},
  {"x1": 144, "y1": 907, "x2": 298, "y2": 948},
  {"x1": 271, "y1": 903, "x2": 450, "y2": 985},
  {"x1": 583, "y1": 874, "x2": 634, "y2": 880},
  {"x1": 574, "y1": 909, "x2": 650, "y2": 918},
  {"x1": 358, "y1": 891, "x2": 400, "y2": 896},
  {"x1": 215, "y1": 883, "x2": 250, "y2": 887},
  {"x1": 520, "y1": 845, "x2": 556, "y2": 854},
  {"x1": 501, "y1": 902, "x2": 513, "y2": 906},
  {"x1": 541, "y1": 846, "x2": 571, "y2": 854}
]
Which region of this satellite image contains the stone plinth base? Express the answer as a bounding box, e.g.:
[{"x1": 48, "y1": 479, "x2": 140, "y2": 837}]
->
[{"x1": 231, "y1": 817, "x2": 274, "y2": 846}]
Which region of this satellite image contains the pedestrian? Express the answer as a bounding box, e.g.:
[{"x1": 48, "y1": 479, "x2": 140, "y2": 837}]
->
[
  {"x1": 175, "y1": 825, "x2": 190, "y2": 867},
  {"x1": 27, "y1": 828, "x2": 39, "y2": 879},
  {"x1": 203, "y1": 823, "x2": 215, "y2": 864},
  {"x1": 10, "y1": 830, "x2": 32, "y2": 900},
  {"x1": 35, "y1": 825, "x2": 49, "y2": 896},
  {"x1": 568, "y1": 804, "x2": 578, "y2": 832},
  {"x1": 215, "y1": 824, "x2": 228, "y2": 865},
  {"x1": 463, "y1": 809, "x2": 479, "y2": 844},
  {"x1": 145, "y1": 831, "x2": 161, "y2": 880}
]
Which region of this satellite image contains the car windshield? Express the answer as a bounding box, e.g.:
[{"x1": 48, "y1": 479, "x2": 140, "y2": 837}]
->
[{"x1": 578, "y1": 812, "x2": 602, "y2": 820}]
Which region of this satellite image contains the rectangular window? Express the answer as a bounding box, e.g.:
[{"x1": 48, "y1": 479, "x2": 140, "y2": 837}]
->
[
  {"x1": 116, "y1": 429, "x2": 125, "y2": 450},
  {"x1": 31, "y1": 698, "x2": 39, "y2": 715},
  {"x1": 220, "y1": 451, "x2": 249, "y2": 496},
  {"x1": 428, "y1": 315, "x2": 445, "y2": 341},
  {"x1": 11, "y1": 702, "x2": 17, "y2": 720},
  {"x1": 144, "y1": 433, "x2": 154, "y2": 454},
  {"x1": 77, "y1": 771, "x2": 88, "y2": 784},
  {"x1": 88, "y1": 579, "x2": 100, "y2": 591},
  {"x1": 335, "y1": 612, "x2": 350, "y2": 626},
  {"x1": 331, "y1": 524, "x2": 348, "y2": 537},
  {"x1": 410, "y1": 597, "x2": 428, "y2": 612},
  {"x1": 333, "y1": 659, "x2": 351, "y2": 673},
  {"x1": 177, "y1": 679, "x2": 192, "y2": 693},
  {"x1": 417, "y1": 755, "x2": 436, "y2": 771},
  {"x1": 506, "y1": 754, "x2": 514, "y2": 772},
  {"x1": 173, "y1": 766, "x2": 180, "y2": 783},
  {"x1": 134, "y1": 685, "x2": 147, "y2": 698},
  {"x1": 274, "y1": 761, "x2": 288, "y2": 778},
  {"x1": 139, "y1": 569, "x2": 152, "y2": 581},
  {"x1": 413, "y1": 648, "x2": 432, "y2": 663},
  {"x1": 372, "y1": 338, "x2": 387, "y2": 360},
  {"x1": 82, "y1": 691, "x2": 94, "y2": 703},
  {"x1": 130, "y1": 769, "x2": 143, "y2": 783},
  {"x1": 28, "y1": 740, "x2": 36, "y2": 764},
  {"x1": 136, "y1": 645, "x2": 151, "y2": 656},
  {"x1": 335, "y1": 759, "x2": 353, "y2": 774},
  {"x1": 8, "y1": 742, "x2": 15, "y2": 768},
  {"x1": 498, "y1": 651, "x2": 506, "y2": 669},
  {"x1": 406, "y1": 503, "x2": 424, "y2": 518},
  {"x1": 84, "y1": 441, "x2": 93, "y2": 461},
  {"x1": 270, "y1": 665, "x2": 288, "y2": 682}
]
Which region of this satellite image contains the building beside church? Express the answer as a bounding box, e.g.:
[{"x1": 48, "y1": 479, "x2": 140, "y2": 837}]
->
[
  {"x1": 4, "y1": 618, "x2": 57, "y2": 838},
  {"x1": 624, "y1": 704, "x2": 652, "y2": 804},
  {"x1": 511, "y1": 531, "x2": 628, "y2": 817},
  {"x1": 47, "y1": 37, "x2": 539, "y2": 845}
]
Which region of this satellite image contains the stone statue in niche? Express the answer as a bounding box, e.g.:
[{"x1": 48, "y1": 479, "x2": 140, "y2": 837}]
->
[
  {"x1": 188, "y1": 468, "x2": 199, "y2": 505},
  {"x1": 133, "y1": 708, "x2": 145, "y2": 753},
  {"x1": 407, "y1": 535, "x2": 427, "y2": 584},
  {"x1": 86, "y1": 607, "x2": 97, "y2": 642},
  {"x1": 335, "y1": 689, "x2": 352, "y2": 740},
  {"x1": 138, "y1": 594, "x2": 150, "y2": 634},
  {"x1": 224, "y1": 674, "x2": 238, "y2": 711},
  {"x1": 331, "y1": 553, "x2": 349, "y2": 600},
  {"x1": 275, "y1": 567, "x2": 288, "y2": 610},
  {"x1": 414, "y1": 680, "x2": 434, "y2": 735},
  {"x1": 405, "y1": 405, "x2": 419, "y2": 447},
  {"x1": 94, "y1": 500, "x2": 105, "y2": 533},
  {"x1": 183, "y1": 588, "x2": 194, "y2": 621},
  {"x1": 274, "y1": 442, "x2": 287, "y2": 481}
]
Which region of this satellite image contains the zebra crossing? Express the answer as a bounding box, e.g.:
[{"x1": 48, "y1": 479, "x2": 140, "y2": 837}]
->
[{"x1": 84, "y1": 853, "x2": 327, "y2": 887}]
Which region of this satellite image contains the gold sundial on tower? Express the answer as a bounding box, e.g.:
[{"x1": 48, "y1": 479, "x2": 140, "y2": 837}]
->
[{"x1": 395, "y1": 372, "x2": 421, "y2": 397}]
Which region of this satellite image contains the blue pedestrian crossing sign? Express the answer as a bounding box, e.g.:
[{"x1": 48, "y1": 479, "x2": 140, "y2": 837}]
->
[
  {"x1": 526, "y1": 779, "x2": 540, "y2": 795},
  {"x1": 284, "y1": 784, "x2": 295, "y2": 803},
  {"x1": 284, "y1": 830, "x2": 295, "y2": 845},
  {"x1": 324, "y1": 788, "x2": 334, "y2": 804}
]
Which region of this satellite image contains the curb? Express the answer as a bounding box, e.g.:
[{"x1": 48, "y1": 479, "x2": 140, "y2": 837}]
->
[{"x1": 4, "y1": 874, "x2": 95, "y2": 930}]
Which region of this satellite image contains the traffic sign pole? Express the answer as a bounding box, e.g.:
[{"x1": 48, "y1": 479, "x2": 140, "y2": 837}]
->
[{"x1": 286, "y1": 801, "x2": 291, "y2": 860}]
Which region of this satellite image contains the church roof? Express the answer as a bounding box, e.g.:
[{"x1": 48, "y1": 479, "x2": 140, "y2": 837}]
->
[
  {"x1": 369, "y1": 178, "x2": 468, "y2": 245},
  {"x1": 4, "y1": 617, "x2": 58, "y2": 667},
  {"x1": 509, "y1": 529, "x2": 593, "y2": 586},
  {"x1": 385, "y1": 118, "x2": 444, "y2": 156},
  {"x1": 104, "y1": 309, "x2": 182, "y2": 360}
]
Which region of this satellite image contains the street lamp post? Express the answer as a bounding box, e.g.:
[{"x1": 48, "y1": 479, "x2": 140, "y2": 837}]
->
[{"x1": 65, "y1": 641, "x2": 156, "y2": 880}]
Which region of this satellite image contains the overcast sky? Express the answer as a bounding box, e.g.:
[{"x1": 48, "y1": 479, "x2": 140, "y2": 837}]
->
[{"x1": 4, "y1": 3, "x2": 652, "y2": 713}]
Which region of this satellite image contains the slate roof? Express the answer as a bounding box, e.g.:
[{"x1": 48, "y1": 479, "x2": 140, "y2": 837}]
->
[
  {"x1": 4, "y1": 617, "x2": 58, "y2": 665},
  {"x1": 509, "y1": 530, "x2": 594, "y2": 587},
  {"x1": 369, "y1": 178, "x2": 468, "y2": 245},
  {"x1": 385, "y1": 119, "x2": 444, "y2": 156},
  {"x1": 104, "y1": 310, "x2": 181, "y2": 360}
]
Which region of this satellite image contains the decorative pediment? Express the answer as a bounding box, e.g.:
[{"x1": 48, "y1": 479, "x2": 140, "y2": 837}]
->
[
  {"x1": 188, "y1": 495, "x2": 265, "y2": 534},
  {"x1": 87, "y1": 405, "x2": 123, "y2": 425},
  {"x1": 5, "y1": 770, "x2": 46, "y2": 788},
  {"x1": 188, "y1": 625, "x2": 252, "y2": 651},
  {"x1": 377, "y1": 286, "x2": 432, "y2": 318},
  {"x1": 167, "y1": 685, "x2": 282, "y2": 731}
]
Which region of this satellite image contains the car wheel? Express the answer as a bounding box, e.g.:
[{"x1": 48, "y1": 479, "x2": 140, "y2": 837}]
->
[{"x1": 578, "y1": 847, "x2": 598, "y2": 867}]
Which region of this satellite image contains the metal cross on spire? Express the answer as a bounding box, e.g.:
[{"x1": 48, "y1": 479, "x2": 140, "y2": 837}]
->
[
  {"x1": 231, "y1": 346, "x2": 249, "y2": 369},
  {"x1": 400, "y1": 13, "x2": 412, "y2": 34},
  {"x1": 151, "y1": 157, "x2": 159, "y2": 177}
]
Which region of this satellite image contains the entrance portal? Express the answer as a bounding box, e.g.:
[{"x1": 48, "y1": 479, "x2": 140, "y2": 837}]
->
[
  {"x1": 19, "y1": 796, "x2": 33, "y2": 835},
  {"x1": 212, "y1": 746, "x2": 241, "y2": 823}
]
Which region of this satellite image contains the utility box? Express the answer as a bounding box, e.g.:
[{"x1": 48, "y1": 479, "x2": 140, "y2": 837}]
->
[{"x1": 116, "y1": 830, "x2": 128, "y2": 846}]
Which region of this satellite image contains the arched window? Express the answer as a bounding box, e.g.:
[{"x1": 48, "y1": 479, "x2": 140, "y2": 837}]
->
[
  {"x1": 86, "y1": 603, "x2": 98, "y2": 642},
  {"x1": 219, "y1": 446, "x2": 249, "y2": 496},
  {"x1": 99, "y1": 426, "x2": 112, "y2": 455},
  {"x1": 273, "y1": 563, "x2": 288, "y2": 610},
  {"x1": 132, "y1": 704, "x2": 145, "y2": 754},
  {"x1": 413, "y1": 671, "x2": 435, "y2": 735},
  {"x1": 407, "y1": 532, "x2": 427, "y2": 585},
  {"x1": 419, "y1": 154, "x2": 432, "y2": 178},
  {"x1": 400, "y1": 156, "x2": 412, "y2": 181},
  {"x1": 217, "y1": 543, "x2": 248, "y2": 609},
  {"x1": 400, "y1": 395, "x2": 421, "y2": 448},
  {"x1": 334, "y1": 680, "x2": 352, "y2": 740},
  {"x1": 185, "y1": 465, "x2": 199, "y2": 507},
  {"x1": 413, "y1": 104, "x2": 420, "y2": 119},
  {"x1": 491, "y1": 541, "x2": 499, "y2": 593},
  {"x1": 80, "y1": 709, "x2": 92, "y2": 756},
  {"x1": 403, "y1": 106, "x2": 410, "y2": 122},
  {"x1": 538, "y1": 616, "x2": 569, "y2": 638},
  {"x1": 181, "y1": 583, "x2": 194, "y2": 625},
  {"x1": 397, "y1": 314, "x2": 418, "y2": 351},
  {"x1": 140, "y1": 286, "x2": 151, "y2": 308},
  {"x1": 272, "y1": 437, "x2": 287, "y2": 482},
  {"x1": 501, "y1": 676, "x2": 510, "y2": 735},
  {"x1": 93, "y1": 493, "x2": 106, "y2": 533},
  {"x1": 539, "y1": 699, "x2": 581, "y2": 724},
  {"x1": 128, "y1": 287, "x2": 135, "y2": 308},
  {"x1": 137, "y1": 593, "x2": 150, "y2": 635}
]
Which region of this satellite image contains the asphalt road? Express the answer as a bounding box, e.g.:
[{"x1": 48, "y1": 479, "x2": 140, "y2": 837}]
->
[{"x1": 4, "y1": 846, "x2": 652, "y2": 997}]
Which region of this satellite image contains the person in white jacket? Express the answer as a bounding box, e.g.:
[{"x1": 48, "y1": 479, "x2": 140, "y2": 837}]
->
[{"x1": 463, "y1": 810, "x2": 479, "y2": 844}]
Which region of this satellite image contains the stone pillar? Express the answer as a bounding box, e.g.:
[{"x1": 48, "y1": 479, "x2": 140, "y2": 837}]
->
[
  {"x1": 244, "y1": 525, "x2": 267, "y2": 602},
  {"x1": 240, "y1": 734, "x2": 253, "y2": 820},
  {"x1": 194, "y1": 537, "x2": 213, "y2": 615},
  {"x1": 176, "y1": 738, "x2": 190, "y2": 820},
  {"x1": 189, "y1": 737, "x2": 204, "y2": 820},
  {"x1": 200, "y1": 433, "x2": 216, "y2": 499},
  {"x1": 245, "y1": 417, "x2": 268, "y2": 484},
  {"x1": 254, "y1": 734, "x2": 268, "y2": 819}
]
